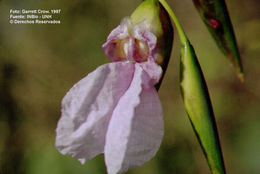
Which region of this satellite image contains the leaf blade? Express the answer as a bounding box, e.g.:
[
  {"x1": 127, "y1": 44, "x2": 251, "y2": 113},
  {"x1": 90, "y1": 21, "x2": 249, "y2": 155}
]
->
[{"x1": 192, "y1": 0, "x2": 243, "y2": 80}]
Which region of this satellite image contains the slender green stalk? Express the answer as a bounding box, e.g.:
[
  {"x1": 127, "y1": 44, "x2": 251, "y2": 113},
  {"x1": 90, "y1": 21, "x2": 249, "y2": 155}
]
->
[{"x1": 159, "y1": 0, "x2": 187, "y2": 43}]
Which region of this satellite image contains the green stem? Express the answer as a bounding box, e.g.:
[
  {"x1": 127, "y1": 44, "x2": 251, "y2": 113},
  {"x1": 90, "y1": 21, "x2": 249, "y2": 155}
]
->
[{"x1": 159, "y1": 0, "x2": 187, "y2": 43}]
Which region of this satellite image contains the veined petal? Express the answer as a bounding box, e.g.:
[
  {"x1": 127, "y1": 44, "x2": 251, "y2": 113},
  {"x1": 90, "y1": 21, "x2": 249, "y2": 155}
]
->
[
  {"x1": 139, "y1": 61, "x2": 162, "y2": 88},
  {"x1": 55, "y1": 62, "x2": 135, "y2": 164},
  {"x1": 126, "y1": 38, "x2": 135, "y2": 61},
  {"x1": 133, "y1": 24, "x2": 157, "y2": 57},
  {"x1": 102, "y1": 22, "x2": 130, "y2": 62},
  {"x1": 106, "y1": 22, "x2": 129, "y2": 42},
  {"x1": 104, "y1": 63, "x2": 163, "y2": 174},
  {"x1": 103, "y1": 17, "x2": 158, "y2": 63}
]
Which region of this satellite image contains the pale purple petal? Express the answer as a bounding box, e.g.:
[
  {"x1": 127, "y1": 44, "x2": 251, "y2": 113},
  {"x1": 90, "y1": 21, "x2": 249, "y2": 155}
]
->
[
  {"x1": 105, "y1": 21, "x2": 129, "y2": 42},
  {"x1": 102, "y1": 17, "x2": 158, "y2": 63},
  {"x1": 126, "y1": 38, "x2": 134, "y2": 60},
  {"x1": 55, "y1": 62, "x2": 135, "y2": 164},
  {"x1": 104, "y1": 63, "x2": 163, "y2": 174},
  {"x1": 102, "y1": 18, "x2": 131, "y2": 61},
  {"x1": 133, "y1": 24, "x2": 157, "y2": 61},
  {"x1": 139, "y1": 61, "x2": 162, "y2": 88}
]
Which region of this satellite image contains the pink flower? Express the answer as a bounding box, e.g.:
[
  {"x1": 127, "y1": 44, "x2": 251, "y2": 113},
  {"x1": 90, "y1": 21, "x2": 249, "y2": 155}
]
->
[{"x1": 55, "y1": 18, "x2": 164, "y2": 174}]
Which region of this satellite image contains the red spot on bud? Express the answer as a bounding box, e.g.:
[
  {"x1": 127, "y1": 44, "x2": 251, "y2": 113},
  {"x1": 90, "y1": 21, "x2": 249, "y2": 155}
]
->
[{"x1": 209, "y1": 18, "x2": 220, "y2": 29}]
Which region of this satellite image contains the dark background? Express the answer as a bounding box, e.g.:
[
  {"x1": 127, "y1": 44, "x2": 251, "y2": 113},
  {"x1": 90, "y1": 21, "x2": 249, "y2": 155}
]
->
[{"x1": 0, "y1": 0, "x2": 259, "y2": 173}]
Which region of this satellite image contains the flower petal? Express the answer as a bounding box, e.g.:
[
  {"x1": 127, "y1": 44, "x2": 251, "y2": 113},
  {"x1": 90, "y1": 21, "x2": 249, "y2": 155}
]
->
[
  {"x1": 55, "y1": 62, "x2": 135, "y2": 164},
  {"x1": 104, "y1": 63, "x2": 164, "y2": 174},
  {"x1": 133, "y1": 23, "x2": 157, "y2": 61},
  {"x1": 106, "y1": 20, "x2": 129, "y2": 42},
  {"x1": 139, "y1": 61, "x2": 162, "y2": 88},
  {"x1": 102, "y1": 17, "x2": 158, "y2": 63},
  {"x1": 126, "y1": 38, "x2": 134, "y2": 60},
  {"x1": 102, "y1": 19, "x2": 130, "y2": 62}
]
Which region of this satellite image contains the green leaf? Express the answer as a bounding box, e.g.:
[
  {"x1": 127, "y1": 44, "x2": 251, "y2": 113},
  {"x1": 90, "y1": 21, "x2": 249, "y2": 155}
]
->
[
  {"x1": 180, "y1": 40, "x2": 226, "y2": 174},
  {"x1": 192, "y1": 0, "x2": 243, "y2": 81}
]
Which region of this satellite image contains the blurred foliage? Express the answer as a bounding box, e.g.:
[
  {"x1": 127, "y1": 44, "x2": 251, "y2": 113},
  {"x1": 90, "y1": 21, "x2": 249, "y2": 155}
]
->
[{"x1": 0, "y1": 0, "x2": 260, "y2": 174}]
